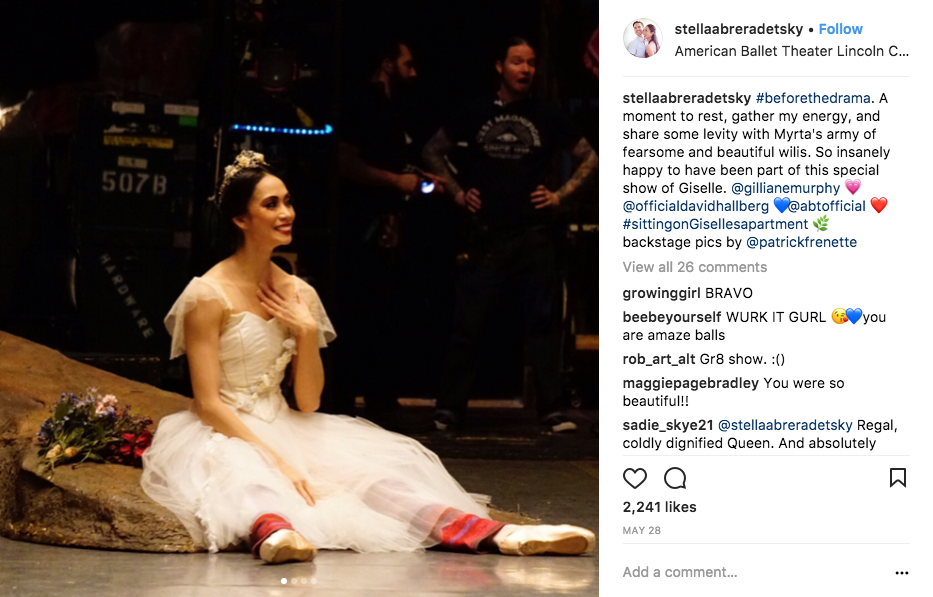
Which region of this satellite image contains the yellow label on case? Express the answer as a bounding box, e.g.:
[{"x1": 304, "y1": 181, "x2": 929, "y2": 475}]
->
[{"x1": 103, "y1": 136, "x2": 174, "y2": 149}]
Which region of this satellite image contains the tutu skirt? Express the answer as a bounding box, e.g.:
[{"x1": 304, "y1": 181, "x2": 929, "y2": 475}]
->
[{"x1": 142, "y1": 407, "x2": 489, "y2": 553}]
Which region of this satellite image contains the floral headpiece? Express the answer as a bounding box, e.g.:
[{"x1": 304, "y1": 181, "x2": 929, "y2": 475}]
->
[{"x1": 209, "y1": 150, "x2": 269, "y2": 206}]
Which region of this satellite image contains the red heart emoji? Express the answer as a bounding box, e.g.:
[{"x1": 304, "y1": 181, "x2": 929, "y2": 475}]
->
[{"x1": 871, "y1": 197, "x2": 887, "y2": 213}]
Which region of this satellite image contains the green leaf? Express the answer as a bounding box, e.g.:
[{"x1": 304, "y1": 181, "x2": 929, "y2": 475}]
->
[
  {"x1": 53, "y1": 401, "x2": 70, "y2": 421},
  {"x1": 66, "y1": 427, "x2": 85, "y2": 444}
]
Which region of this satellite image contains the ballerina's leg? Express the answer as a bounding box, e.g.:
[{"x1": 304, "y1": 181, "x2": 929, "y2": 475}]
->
[
  {"x1": 361, "y1": 479, "x2": 596, "y2": 556},
  {"x1": 360, "y1": 479, "x2": 504, "y2": 553}
]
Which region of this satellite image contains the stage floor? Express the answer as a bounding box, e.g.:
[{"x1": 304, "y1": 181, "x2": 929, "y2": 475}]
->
[{"x1": 1, "y1": 459, "x2": 598, "y2": 596}]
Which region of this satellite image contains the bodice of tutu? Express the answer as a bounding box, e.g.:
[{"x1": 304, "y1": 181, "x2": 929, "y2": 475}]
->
[
  {"x1": 216, "y1": 313, "x2": 295, "y2": 422},
  {"x1": 164, "y1": 276, "x2": 336, "y2": 422}
]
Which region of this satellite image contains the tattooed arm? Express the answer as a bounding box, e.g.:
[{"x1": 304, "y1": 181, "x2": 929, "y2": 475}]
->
[
  {"x1": 531, "y1": 137, "x2": 599, "y2": 209},
  {"x1": 423, "y1": 127, "x2": 483, "y2": 211},
  {"x1": 337, "y1": 141, "x2": 423, "y2": 195},
  {"x1": 558, "y1": 138, "x2": 599, "y2": 201},
  {"x1": 422, "y1": 127, "x2": 464, "y2": 198}
]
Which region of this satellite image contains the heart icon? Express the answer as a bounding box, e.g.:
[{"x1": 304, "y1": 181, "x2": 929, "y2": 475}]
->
[
  {"x1": 845, "y1": 179, "x2": 861, "y2": 195},
  {"x1": 773, "y1": 197, "x2": 790, "y2": 213},
  {"x1": 623, "y1": 468, "x2": 647, "y2": 489},
  {"x1": 871, "y1": 197, "x2": 887, "y2": 213},
  {"x1": 845, "y1": 308, "x2": 862, "y2": 325}
]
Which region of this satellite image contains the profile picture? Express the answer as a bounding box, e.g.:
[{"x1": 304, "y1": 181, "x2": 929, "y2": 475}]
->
[{"x1": 624, "y1": 19, "x2": 662, "y2": 58}]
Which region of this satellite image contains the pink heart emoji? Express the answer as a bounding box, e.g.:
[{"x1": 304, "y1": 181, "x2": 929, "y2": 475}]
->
[
  {"x1": 845, "y1": 179, "x2": 861, "y2": 195},
  {"x1": 871, "y1": 197, "x2": 887, "y2": 213}
]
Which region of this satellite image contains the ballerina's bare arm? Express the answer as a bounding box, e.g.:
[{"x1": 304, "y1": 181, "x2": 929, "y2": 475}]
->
[
  {"x1": 257, "y1": 279, "x2": 324, "y2": 413},
  {"x1": 184, "y1": 297, "x2": 316, "y2": 506}
]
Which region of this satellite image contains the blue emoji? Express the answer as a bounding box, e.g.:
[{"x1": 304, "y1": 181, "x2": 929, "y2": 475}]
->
[{"x1": 845, "y1": 308, "x2": 862, "y2": 325}]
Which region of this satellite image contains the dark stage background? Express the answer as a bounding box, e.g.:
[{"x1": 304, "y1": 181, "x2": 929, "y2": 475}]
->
[{"x1": 0, "y1": 0, "x2": 598, "y2": 411}]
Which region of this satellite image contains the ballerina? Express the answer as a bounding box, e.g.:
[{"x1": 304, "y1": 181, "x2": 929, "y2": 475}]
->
[
  {"x1": 140, "y1": 150, "x2": 595, "y2": 563},
  {"x1": 644, "y1": 24, "x2": 660, "y2": 57}
]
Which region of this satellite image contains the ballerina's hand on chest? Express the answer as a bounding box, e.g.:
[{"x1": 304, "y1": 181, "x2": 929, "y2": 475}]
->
[{"x1": 257, "y1": 280, "x2": 319, "y2": 339}]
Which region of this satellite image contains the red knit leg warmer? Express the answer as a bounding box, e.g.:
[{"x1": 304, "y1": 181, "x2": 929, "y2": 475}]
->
[
  {"x1": 431, "y1": 507, "x2": 506, "y2": 554},
  {"x1": 250, "y1": 513, "x2": 295, "y2": 559}
]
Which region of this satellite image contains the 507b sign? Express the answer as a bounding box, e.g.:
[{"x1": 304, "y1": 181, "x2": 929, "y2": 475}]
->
[{"x1": 101, "y1": 170, "x2": 168, "y2": 196}]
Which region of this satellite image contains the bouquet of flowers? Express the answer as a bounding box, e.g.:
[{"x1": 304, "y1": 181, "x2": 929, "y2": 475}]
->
[{"x1": 36, "y1": 389, "x2": 154, "y2": 473}]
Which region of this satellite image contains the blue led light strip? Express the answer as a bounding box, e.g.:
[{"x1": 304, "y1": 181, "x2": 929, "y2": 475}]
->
[{"x1": 230, "y1": 124, "x2": 334, "y2": 135}]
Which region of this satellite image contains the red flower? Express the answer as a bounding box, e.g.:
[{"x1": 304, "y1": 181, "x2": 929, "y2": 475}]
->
[{"x1": 117, "y1": 430, "x2": 153, "y2": 466}]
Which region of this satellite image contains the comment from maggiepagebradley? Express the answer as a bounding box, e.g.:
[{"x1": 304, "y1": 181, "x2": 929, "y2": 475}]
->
[{"x1": 605, "y1": 3, "x2": 927, "y2": 594}]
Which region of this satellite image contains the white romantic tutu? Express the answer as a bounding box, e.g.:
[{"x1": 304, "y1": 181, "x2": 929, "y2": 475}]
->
[{"x1": 141, "y1": 277, "x2": 487, "y2": 553}]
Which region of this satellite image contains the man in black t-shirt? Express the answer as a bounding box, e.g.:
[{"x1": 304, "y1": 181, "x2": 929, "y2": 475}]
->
[
  {"x1": 336, "y1": 39, "x2": 443, "y2": 427},
  {"x1": 423, "y1": 37, "x2": 598, "y2": 433}
]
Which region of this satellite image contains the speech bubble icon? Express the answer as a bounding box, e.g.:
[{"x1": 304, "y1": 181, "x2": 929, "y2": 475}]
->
[{"x1": 664, "y1": 467, "x2": 687, "y2": 489}]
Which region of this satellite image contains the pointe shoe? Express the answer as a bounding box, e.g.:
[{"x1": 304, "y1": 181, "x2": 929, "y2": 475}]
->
[
  {"x1": 258, "y1": 529, "x2": 317, "y2": 564},
  {"x1": 494, "y1": 524, "x2": 596, "y2": 556}
]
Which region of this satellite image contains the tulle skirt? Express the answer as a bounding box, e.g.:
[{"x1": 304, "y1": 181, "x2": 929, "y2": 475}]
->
[{"x1": 141, "y1": 406, "x2": 489, "y2": 553}]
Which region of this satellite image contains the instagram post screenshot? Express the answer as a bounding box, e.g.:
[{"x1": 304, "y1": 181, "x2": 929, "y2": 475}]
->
[{"x1": 605, "y1": 1, "x2": 930, "y2": 594}]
